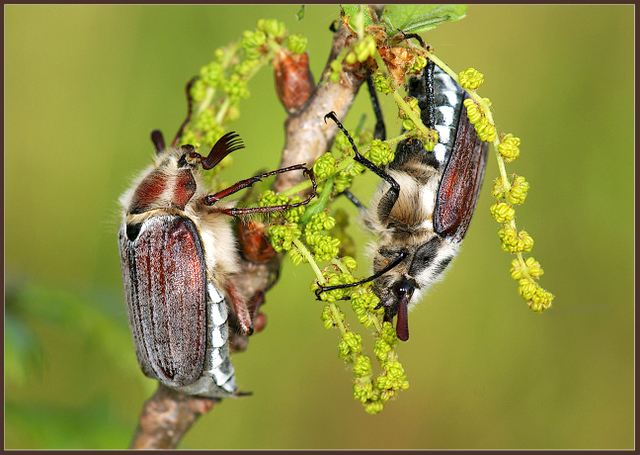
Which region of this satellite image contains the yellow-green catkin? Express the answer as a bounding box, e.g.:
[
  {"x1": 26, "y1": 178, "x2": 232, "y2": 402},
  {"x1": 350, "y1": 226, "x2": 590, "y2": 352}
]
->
[{"x1": 458, "y1": 67, "x2": 484, "y2": 90}]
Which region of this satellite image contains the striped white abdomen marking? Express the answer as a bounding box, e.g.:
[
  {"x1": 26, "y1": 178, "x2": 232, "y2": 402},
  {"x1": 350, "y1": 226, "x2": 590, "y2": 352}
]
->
[
  {"x1": 432, "y1": 65, "x2": 465, "y2": 167},
  {"x1": 173, "y1": 282, "x2": 238, "y2": 397}
]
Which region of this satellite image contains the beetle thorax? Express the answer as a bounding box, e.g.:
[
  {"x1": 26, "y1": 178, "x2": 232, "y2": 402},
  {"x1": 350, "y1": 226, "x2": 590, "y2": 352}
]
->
[
  {"x1": 120, "y1": 151, "x2": 202, "y2": 216},
  {"x1": 365, "y1": 161, "x2": 460, "y2": 315},
  {"x1": 364, "y1": 165, "x2": 441, "y2": 242}
]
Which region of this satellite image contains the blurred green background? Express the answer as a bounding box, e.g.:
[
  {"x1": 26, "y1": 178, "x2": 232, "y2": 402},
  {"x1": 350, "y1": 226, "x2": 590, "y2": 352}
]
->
[{"x1": 5, "y1": 5, "x2": 634, "y2": 450}]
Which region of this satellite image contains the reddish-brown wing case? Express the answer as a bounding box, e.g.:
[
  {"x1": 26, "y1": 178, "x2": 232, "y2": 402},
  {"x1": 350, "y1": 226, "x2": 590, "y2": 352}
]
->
[
  {"x1": 119, "y1": 215, "x2": 207, "y2": 387},
  {"x1": 433, "y1": 92, "x2": 489, "y2": 243}
]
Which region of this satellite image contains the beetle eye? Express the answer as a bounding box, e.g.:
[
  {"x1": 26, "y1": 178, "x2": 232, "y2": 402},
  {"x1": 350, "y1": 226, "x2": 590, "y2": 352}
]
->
[
  {"x1": 393, "y1": 278, "x2": 417, "y2": 298},
  {"x1": 177, "y1": 147, "x2": 201, "y2": 168},
  {"x1": 126, "y1": 223, "x2": 142, "y2": 242}
]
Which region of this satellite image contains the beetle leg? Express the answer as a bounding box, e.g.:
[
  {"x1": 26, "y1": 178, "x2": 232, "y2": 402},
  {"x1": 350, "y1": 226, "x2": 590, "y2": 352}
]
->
[
  {"x1": 399, "y1": 31, "x2": 427, "y2": 48},
  {"x1": 225, "y1": 280, "x2": 254, "y2": 336},
  {"x1": 341, "y1": 189, "x2": 366, "y2": 210},
  {"x1": 366, "y1": 74, "x2": 386, "y2": 141},
  {"x1": 149, "y1": 77, "x2": 198, "y2": 155},
  {"x1": 203, "y1": 165, "x2": 317, "y2": 216},
  {"x1": 335, "y1": 73, "x2": 391, "y2": 211},
  {"x1": 205, "y1": 176, "x2": 263, "y2": 204},
  {"x1": 314, "y1": 248, "x2": 410, "y2": 299},
  {"x1": 325, "y1": 111, "x2": 400, "y2": 223},
  {"x1": 422, "y1": 59, "x2": 436, "y2": 129},
  {"x1": 170, "y1": 76, "x2": 199, "y2": 149}
]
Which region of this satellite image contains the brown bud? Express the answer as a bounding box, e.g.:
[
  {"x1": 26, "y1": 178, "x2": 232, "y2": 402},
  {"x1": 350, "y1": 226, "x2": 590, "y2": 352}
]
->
[{"x1": 274, "y1": 48, "x2": 315, "y2": 115}]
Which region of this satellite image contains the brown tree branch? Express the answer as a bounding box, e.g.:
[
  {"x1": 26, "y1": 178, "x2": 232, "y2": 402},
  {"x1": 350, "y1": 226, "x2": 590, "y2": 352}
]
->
[
  {"x1": 129, "y1": 384, "x2": 219, "y2": 449},
  {"x1": 273, "y1": 22, "x2": 366, "y2": 193},
  {"x1": 128, "y1": 19, "x2": 368, "y2": 450}
]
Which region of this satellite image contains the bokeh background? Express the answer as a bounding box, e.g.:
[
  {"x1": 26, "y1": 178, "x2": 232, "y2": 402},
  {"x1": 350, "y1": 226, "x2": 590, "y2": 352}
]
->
[{"x1": 5, "y1": 5, "x2": 634, "y2": 450}]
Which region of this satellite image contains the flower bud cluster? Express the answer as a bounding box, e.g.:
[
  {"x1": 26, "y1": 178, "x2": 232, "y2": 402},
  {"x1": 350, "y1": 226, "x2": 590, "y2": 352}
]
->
[
  {"x1": 182, "y1": 19, "x2": 290, "y2": 152},
  {"x1": 498, "y1": 133, "x2": 521, "y2": 163},
  {"x1": 458, "y1": 67, "x2": 484, "y2": 90},
  {"x1": 488, "y1": 127, "x2": 553, "y2": 312},
  {"x1": 463, "y1": 97, "x2": 497, "y2": 142},
  {"x1": 320, "y1": 293, "x2": 409, "y2": 415}
]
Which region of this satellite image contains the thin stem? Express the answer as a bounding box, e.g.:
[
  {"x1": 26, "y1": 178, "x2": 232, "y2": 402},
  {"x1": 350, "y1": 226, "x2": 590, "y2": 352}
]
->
[
  {"x1": 215, "y1": 97, "x2": 231, "y2": 125},
  {"x1": 391, "y1": 90, "x2": 433, "y2": 140},
  {"x1": 195, "y1": 42, "x2": 242, "y2": 119},
  {"x1": 329, "y1": 303, "x2": 348, "y2": 334},
  {"x1": 384, "y1": 130, "x2": 415, "y2": 148},
  {"x1": 372, "y1": 51, "x2": 433, "y2": 141},
  {"x1": 331, "y1": 257, "x2": 351, "y2": 274},
  {"x1": 279, "y1": 178, "x2": 312, "y2": 198},
  {"x1": 292, "y1": 237, "x2": 324, "y2": 281},
  {"x1": 515, "y1": 252, "x2": 536, "y2": 284},
  {"x1": 369, "y1": 309, "x2": 384, "y2": 335},
  {"x1": 266, "y1": 39, "x2": 283, "y2": 56},
  {"x1": 195, "y1": 87, "x2": 216, "y2": 119}
]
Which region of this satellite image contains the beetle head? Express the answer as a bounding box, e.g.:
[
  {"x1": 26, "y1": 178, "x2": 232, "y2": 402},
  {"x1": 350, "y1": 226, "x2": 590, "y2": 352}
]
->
[
  {"x1": 372, "y1": 235, "x2": 458, "y2": 341},
  {"x1": 372, "y1": 246, "x2": 418, "y2": 342}
]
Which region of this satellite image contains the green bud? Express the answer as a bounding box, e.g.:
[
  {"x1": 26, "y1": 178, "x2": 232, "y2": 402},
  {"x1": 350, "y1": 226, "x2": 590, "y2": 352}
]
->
[
  {"x1": 373, "y1": 72, "x2": 393, "y2": 94},
  {"x1": 498, "y1": 133, "x2": 521, "y2": 163},
  {"x1": 287, "y1": 34, "x2": 307, "y2": 54},
  {"x1": 458, "y1": 68, "x2": 484, "y2": 90}
]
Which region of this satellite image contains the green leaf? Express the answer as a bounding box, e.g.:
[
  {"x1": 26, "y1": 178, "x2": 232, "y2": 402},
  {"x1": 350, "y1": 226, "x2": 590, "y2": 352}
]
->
[
  {"x1": 296, "y1": 5, "x2": 305, "y2": 21},
  {"x1": 340, "y1": 5, "x2": 381, "y2": 30},
  {"x1": 340, "y1": 5, "x2": 467, "y2": 36},
  {"x1": 382, "y1": 5, "x2": 467, "y2": 34}
]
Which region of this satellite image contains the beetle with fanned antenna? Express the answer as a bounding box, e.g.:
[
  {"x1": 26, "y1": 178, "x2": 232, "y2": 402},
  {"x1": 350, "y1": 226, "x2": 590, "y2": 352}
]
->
[{"x1": 118, "y1": 78, "x2": 317, "y2": 397}]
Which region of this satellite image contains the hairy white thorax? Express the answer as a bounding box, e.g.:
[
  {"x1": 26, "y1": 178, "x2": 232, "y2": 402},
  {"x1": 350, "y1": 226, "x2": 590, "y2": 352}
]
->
[{"x1": 360, "y1": 159, "x2": 460, "y2": 313}]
